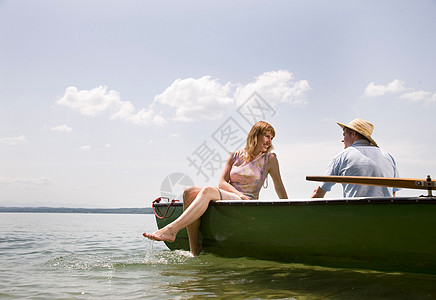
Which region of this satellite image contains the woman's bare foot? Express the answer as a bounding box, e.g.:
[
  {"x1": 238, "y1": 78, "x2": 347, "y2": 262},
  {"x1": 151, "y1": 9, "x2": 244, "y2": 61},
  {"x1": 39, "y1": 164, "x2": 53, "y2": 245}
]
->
[
  {"x1": 142, "y1": 227, "x2": 177, "y2": 242},
  {"x1": 190, "y1": 243, "x2": 203, "y2": 256}
]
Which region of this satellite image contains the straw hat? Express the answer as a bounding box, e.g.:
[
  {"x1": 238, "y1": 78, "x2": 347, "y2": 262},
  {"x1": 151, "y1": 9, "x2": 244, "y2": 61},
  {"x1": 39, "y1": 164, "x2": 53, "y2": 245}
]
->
[{"x1": 336, "y1": 118, "x2": 378, "y2": 147}]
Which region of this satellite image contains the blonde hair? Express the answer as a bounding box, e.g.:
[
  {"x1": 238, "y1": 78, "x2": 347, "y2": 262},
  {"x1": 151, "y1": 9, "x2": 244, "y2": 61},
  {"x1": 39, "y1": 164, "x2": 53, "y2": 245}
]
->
[{"x1": 245, "y1": 121, "x2": 275, "y2": 161}]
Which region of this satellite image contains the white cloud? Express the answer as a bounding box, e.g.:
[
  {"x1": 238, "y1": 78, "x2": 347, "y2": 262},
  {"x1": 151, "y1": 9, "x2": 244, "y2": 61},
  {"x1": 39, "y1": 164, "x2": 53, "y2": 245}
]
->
[
  {"x1": 0, "y1": 176, "x2": 55, "y2": 188},
  {"x1": 123, "y1": 107, "x2": 166, "y2": 126},
  {"x1": 57, "y1": 86, "x2": 166, "y2": 126},
  {"x1": 0, "y1": 135, "x2": 27, "y2": 145},
  {"x1": 50, "y1": 124, "x2": 73, "y2": 133},
  {"x1": 400, "y1": 90, "x2": 436, "y2": 103},
  {"x1": 57, "y1": 86, "x2": 121, "y2": 116},
  {"x1": 154, "y1": 76, "x2": 234, "y2": 122},
  {"x1": 79, "y1": 145, "x2": 91, "y2": 151},
  {"x1": 154, "y1": 70, "x2": 311, "y2": 122},
  {"x1": 58, "y1": 71, "x2": 311, "y2": 125},
  {"x1": 235, "y1": 70, "x2": 311, "y2": 107},
  {"x1": 363, "y1": 79, "x2": 436, "y2": 105},
  {"x1": 363, "y1": 79, "x2": 408, "y2": 98},
  {"x1": 110, "y1": 100, "x2": 135, "y2": 119}
]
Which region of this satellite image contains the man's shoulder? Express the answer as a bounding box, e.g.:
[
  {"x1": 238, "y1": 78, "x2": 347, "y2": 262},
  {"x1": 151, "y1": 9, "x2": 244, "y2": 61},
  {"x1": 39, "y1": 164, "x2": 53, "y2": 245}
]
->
[{"x1": 332, "y1": 145, "x2": 364, "y2": 161}]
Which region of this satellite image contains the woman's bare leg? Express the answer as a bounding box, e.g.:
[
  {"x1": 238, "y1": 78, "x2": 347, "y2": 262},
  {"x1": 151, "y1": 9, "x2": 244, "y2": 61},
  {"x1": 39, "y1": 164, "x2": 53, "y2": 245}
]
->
[
  {"x1": 183, "y1": 186, "x2": 203, "y2": 256},
  {"x1": 143, "y1": 186, "x2": 220, "y2": 255}
]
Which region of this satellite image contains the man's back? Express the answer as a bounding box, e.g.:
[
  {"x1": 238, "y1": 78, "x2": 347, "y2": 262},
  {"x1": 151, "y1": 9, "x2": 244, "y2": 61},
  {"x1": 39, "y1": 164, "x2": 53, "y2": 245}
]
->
[{"x1": 321, "y1": 140, "x2": 399, "y2": 197}]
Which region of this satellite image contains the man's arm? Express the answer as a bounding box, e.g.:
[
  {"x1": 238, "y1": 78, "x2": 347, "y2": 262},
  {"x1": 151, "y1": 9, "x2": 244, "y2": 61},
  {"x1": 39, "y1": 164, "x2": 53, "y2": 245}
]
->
[{"x1": 311, "y1": 186, "x2": 327, "y2": 198}]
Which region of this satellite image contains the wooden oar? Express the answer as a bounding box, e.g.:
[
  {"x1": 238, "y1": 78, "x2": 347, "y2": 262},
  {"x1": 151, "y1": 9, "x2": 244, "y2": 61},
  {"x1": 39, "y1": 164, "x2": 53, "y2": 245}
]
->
[{"x1": 306, "y1": 175, "x2": 435, "y2": 190}]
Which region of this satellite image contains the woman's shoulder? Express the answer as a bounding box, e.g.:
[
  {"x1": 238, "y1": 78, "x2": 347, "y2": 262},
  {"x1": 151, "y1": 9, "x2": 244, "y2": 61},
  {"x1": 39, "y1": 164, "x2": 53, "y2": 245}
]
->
[
  {"x1": 264, "y1": 152, "x2": 277, "y2": 166},
  {"x1": 230, "y1": 149, "x2": 246, "y2": 162},
  {"x1": 268, "y1": 151, "x2": 276, "y2": 157},
  {"x1": 232, "y1": 149, "x2": 246, "y2": 157},
  {"x1": 266, "y1": 152, "x2": 277, "y2": 160}
]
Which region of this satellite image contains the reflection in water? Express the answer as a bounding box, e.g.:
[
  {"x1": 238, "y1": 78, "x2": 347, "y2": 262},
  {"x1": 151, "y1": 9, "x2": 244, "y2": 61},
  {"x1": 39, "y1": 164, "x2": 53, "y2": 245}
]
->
[
  {"x1": 143, "y1": 251, "x2": 436, "y2": 299},
  {"x1": 2, "y1": 213, "x2": 435, "y2": 299}
]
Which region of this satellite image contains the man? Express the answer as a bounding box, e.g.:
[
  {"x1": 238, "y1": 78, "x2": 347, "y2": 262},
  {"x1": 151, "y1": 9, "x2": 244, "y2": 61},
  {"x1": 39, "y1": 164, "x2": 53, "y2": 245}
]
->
[{"x1": 311, "y1": 118, "x2": 399, "y2": 198}]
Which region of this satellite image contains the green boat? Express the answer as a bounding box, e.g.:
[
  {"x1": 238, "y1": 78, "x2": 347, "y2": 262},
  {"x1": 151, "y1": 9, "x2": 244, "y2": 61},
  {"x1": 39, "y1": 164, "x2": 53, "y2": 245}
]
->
[{"x1": 151, "y1": 176, "x2": 436, "y2": 275}]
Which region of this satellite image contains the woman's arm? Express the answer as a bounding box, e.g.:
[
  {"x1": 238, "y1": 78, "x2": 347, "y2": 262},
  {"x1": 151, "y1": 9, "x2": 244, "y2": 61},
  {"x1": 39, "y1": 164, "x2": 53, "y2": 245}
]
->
[
  {"x1": 218, "y1": 153, "x2": 250, "y2": 200},
  {"x1": 268, "y1": 154, "x2": 288, "y2": 199}
]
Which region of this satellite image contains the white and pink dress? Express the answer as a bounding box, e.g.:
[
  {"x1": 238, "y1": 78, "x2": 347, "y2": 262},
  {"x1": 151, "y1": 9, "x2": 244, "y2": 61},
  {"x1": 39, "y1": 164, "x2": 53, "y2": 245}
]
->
[{"x1": 218, "y1": 149, "x2": 275, "y2": 200}]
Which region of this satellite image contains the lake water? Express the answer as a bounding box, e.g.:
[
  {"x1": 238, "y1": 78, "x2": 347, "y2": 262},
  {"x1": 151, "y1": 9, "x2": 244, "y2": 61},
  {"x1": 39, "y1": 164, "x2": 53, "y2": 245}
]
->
[{"x1": 1, "y1": 213, "x2": 435, "y2": 299}]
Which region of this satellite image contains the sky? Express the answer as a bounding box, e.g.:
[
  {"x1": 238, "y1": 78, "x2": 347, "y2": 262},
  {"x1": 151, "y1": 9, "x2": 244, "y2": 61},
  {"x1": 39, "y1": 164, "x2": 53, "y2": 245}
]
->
[{"x1": 1, "y1": 0, "x2": 435, "y2": 208}]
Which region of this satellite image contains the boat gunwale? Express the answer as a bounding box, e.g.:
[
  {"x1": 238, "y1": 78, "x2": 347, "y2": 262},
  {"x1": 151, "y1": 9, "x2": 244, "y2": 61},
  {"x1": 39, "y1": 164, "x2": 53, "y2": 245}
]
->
[{"x1": 153, "y1": 196, "x2": 436, "y2": 207}]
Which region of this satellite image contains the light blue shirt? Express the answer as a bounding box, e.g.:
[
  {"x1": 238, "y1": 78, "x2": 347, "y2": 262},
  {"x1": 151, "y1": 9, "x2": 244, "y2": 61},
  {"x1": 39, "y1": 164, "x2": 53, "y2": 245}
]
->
[{"x1": 321, "y1": 140, "x2": 399, "y2": 197}]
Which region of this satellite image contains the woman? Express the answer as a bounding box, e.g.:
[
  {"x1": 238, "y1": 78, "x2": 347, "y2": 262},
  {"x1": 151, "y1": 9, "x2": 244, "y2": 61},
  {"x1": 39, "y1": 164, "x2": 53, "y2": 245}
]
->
[{"x1": 143, "y1": 121, "x2": 288, "y2": 256}]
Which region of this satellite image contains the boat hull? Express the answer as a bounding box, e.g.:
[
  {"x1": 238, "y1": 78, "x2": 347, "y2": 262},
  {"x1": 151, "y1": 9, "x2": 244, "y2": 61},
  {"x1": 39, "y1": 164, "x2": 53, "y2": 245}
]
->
[{"x1": 152, "y1": 197, "x2": 436, "y2": 275}]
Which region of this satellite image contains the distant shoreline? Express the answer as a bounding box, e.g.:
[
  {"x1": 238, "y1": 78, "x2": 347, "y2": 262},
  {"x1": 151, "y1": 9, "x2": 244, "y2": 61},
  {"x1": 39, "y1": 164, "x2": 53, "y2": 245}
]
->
[{"x1": 0, "y1": 206, "x2": 153, "y2": 214}]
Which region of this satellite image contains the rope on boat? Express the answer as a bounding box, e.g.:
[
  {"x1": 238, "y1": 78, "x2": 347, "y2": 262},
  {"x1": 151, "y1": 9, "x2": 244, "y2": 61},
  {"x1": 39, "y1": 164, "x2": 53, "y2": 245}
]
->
[{"x1": 152, "y1": 197, "x2": 180, "y2": 219}]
